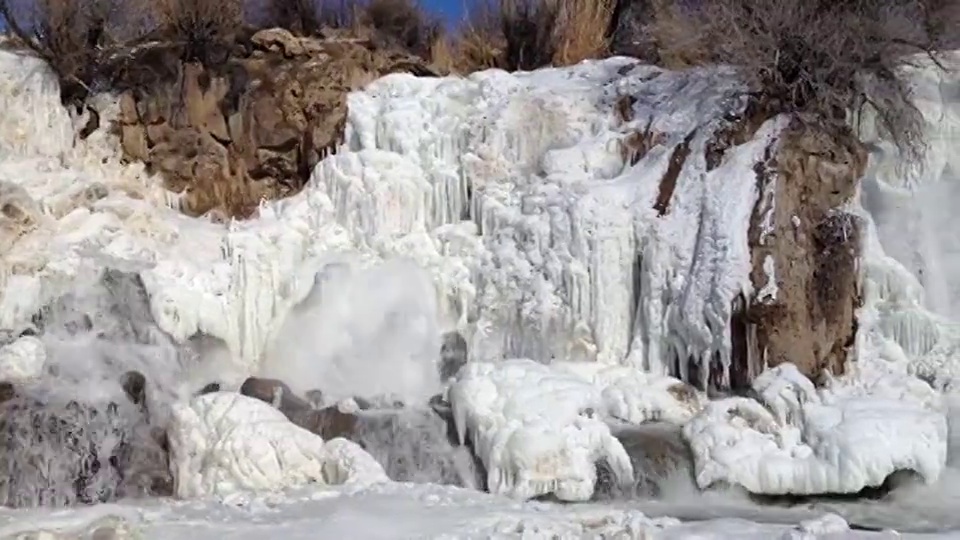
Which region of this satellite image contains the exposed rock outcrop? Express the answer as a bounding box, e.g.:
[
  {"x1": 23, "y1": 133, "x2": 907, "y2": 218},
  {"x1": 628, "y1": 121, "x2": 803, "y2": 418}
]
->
[
  {"x1": 112, "y1": 28, "x2": 436, "y2": 218},
  {"x1": 732, "y1": 119, "x2": 866, "y2": 389}
]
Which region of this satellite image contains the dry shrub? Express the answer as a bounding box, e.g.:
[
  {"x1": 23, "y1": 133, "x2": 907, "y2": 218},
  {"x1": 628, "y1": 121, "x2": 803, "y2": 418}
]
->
[
  {"x1": 649, "y1": 0, "x2": 958, "y2": 165},
  {"x1": 155, "y1": 0, "x2": 242, "y2": 64},
  {"x1": 448, "y1": 2, "x2": 504, "y2": 72},
  {"x1": 0, "y1": 0, "x2": 120, "y2": 103},
  {"x1": 496, "y1": 0, "x2": 559, "y2": 71},
  {"x1": 261, "y1": 0, "x2": 354, "y2": 35},
  {"x1": 361, "y1": 0, "x2": 441, "y2": 58},
  {"x1": 552, "y1": 0, "x2": 614, "y2": 66},
  {"x1": 450, "y1": 0, "x2": 614, "y2": 73}
]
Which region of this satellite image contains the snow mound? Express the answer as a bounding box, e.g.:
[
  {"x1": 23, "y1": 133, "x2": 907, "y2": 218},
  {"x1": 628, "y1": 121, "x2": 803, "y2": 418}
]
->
[
  {"x1": 0, "y1": 335, "x2": 46, "y2": 381},
  {"x1": 683, "y1": 363, "x2": 947, "y2": 495},
  {"x1": 448, "y1": 359, "x2": 701, "y2": 500},
  {"x1": 167, "y1": 391, "x2": 387, "y2": 499}
]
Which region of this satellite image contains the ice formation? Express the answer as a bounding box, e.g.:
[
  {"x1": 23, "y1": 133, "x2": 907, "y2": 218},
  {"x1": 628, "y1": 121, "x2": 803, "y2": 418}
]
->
[
  {"x1": 683, "y1": 363, "x2": 947, "y2": 494},
  {"x1": 855, "y1": 53, "x2": 960, "y2": 391},
  {"x1": 0, "y1": 335, "x2": 46, "y2": 381},
  {"x1": 167, "y1": 391, "x2": 388, "y2": 499},
  {"x1": 0, "y1": 49, "x2": 791, "y2": 390},
  {"x1": 1, "y1": 28, "x2": 959, "y2": 521},
  {"x1": 447, "y1": 358, "x2": 705, "y2": 500},
  {"x1": 673, "y1": 52, "x2": 960, "y2": 499}
]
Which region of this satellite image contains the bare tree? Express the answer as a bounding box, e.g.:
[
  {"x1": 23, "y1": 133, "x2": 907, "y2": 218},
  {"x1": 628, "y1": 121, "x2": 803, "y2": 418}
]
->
[
  {"x1": 650, "y1": 0, "x2": 958, "y2": 164},
  {"x1": 0, "y1": 0, "x2": 117, "y2": 104}
]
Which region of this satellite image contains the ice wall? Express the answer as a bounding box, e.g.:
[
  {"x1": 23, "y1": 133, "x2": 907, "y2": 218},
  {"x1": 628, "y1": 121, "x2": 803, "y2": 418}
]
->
[
  {"x1": 0, "y1": 50, "x2": 789, "y2": 389},
  {"x1": 855, "y1": 53, "x2": 960, "y2": 389}
]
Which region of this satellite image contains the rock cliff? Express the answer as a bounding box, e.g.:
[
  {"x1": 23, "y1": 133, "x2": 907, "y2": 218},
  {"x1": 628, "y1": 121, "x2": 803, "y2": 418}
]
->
[{"x1": 113, "y1": 28, "x2": 436, "y2": 218}]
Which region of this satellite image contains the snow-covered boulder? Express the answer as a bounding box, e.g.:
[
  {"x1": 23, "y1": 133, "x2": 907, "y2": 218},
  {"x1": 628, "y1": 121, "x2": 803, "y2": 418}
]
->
[
  {"x1": 448, "y1": 359, "x2": 703, "y2": 501},
  {"x1": 167, "y1": 391, "x2": 387, "y2": 499},
  {"x1": 683, "y1": 363, "x2": 947, "y2": 495},
  {"x1": 553, "y1": 361, "x2": 704, "y2": 425},
  {"x1": 0, "y1": 336, "x2": 46, "y2": 382}
]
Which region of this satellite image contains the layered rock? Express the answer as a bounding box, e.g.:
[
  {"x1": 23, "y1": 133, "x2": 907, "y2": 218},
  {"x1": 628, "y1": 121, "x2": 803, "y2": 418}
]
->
[{"x1": 112, "y1": 28, "x2": 436, "y2": 218}]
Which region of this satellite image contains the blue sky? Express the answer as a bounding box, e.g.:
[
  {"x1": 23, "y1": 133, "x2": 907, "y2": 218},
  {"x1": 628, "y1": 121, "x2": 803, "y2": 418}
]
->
[{"x1": 422, "y1": 0, "x2": 471, "y2": 26}]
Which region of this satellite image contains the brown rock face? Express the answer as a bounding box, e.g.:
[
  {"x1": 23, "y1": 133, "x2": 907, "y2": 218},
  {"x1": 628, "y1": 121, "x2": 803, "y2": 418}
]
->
[
  {"x1": 728, "y1": 118, "x2": 867, "y2": 390},
  {"x1": 113, "y1": 28, "x2": 436, "y2": 219}
]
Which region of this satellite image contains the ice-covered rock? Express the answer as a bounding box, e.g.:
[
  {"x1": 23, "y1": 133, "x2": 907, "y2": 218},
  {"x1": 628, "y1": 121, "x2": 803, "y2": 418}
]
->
[
  {"x1": 447, "y1": 359, "x2": 701, "y2": 500},
  {"x1": 683, "y1": 363, "x2": 947, "y2": 495},
  {"x1": 0, "y1": 335, "x2": 46, "y2": 381},
  {"x1": 448, "y1": 359, "x2": 634, "y2": 500},
  {"x1": 553, "y1": 361, "x2": 704, "y2": 425},
  {"x1": 166, "y1": 392, "x2": 387, "y2": 499}
]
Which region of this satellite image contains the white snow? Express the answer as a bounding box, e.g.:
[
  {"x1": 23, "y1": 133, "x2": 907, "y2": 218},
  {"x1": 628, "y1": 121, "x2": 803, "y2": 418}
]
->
[
  {"x1": 0, "y1": 335, "x2": 46, "y2": 381},
  {"x1": 167, "y1": 391, "x2": 387, "y2": 499},
  {"x1": 684, "y1": 363, "x2": 947, "y2": 494}
]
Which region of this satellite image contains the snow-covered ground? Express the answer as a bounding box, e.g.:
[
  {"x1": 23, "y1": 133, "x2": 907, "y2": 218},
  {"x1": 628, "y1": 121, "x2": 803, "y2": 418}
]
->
[{"x1": 1, "y1": 42, "x2": 960, "y2": 538}]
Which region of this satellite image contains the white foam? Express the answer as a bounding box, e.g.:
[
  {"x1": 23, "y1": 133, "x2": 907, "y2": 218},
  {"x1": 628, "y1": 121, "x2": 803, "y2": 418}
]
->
[
  {"x1": 683, "y1": 363, "x2": 947, "y2": 494},
  {"x1": 167, "y1": 391, "x2": 387, "y2": 499}
]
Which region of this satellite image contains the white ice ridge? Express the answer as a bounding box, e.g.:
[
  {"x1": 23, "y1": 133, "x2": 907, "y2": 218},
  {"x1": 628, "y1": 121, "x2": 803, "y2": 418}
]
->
[
  {"x1": 447, "y1": 358, "x2": 702, "y2": 501},
  {"x1": 166, "y1": 391, "x2": 388, "y2": 499},
  {"x1": 683, "y1": 363, "x2": 948, "y2": 495},
  {"x1": 0, "y1": 47, "x2": 790, "y2": 385}
]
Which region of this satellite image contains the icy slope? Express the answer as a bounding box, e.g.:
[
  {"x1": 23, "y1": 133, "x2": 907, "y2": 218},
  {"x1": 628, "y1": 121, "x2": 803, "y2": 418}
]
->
[
  {"x1": 0, "y1": 49, "x2": 787, "y2": 391},
  {"x1": 167, "y1": 391, "x2": 387, "y2": 498},
  {"x1": 683, "y1": 363, "x2": 947, "y2": 494}
]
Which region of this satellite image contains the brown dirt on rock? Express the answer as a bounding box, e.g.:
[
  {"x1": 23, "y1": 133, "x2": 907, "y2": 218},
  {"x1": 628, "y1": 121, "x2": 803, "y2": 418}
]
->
[
  {"x1": 112, "y1": 27, "x2": 437, "y2": 219},
  {"x1": 653, "y1": 130, "x2": 694, "y2": 217},
  {"x1": 731, "y1": 118, "x2": 866, "y2": 389}
]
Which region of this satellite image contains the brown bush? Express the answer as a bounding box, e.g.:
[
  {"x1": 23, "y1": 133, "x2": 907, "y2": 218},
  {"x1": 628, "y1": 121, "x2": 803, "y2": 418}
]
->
[
  {"x1": 552, "y1": 0, "x2": 614, "y2": 67},
  {"x1": 648, "y1": 0, "x2": 957, "y2": 165},
  {"x1": 0, "y1": 0, "x2": 119, "y2": 103},
  {"x1": 155, "y1": 0, "x2": 242, "y2": 65},
  {"x1": 361, "y1": 0, "x2": 440, "y2": 58},
  {"x1": 261, "y1": 0, "x2": 354, "y2": 35},
  {"x1": 449, "y1": 0, "x2": 614, "y2": 73}
]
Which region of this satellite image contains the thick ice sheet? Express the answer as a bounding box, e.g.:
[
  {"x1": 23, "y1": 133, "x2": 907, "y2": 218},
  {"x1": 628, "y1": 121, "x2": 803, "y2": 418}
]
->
[
  {"x1": 167, "y1": 391, "x2": 387, "y2": 499},
  {"x1": 0, "y1": 481, "x2": 925, "y2": 540},
  {"x1": 448, "y1": 358, "x2": 702, "y2": 500},
  {"x1": 684, "y1": 363, "x2": 947, "y2": 495}
]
